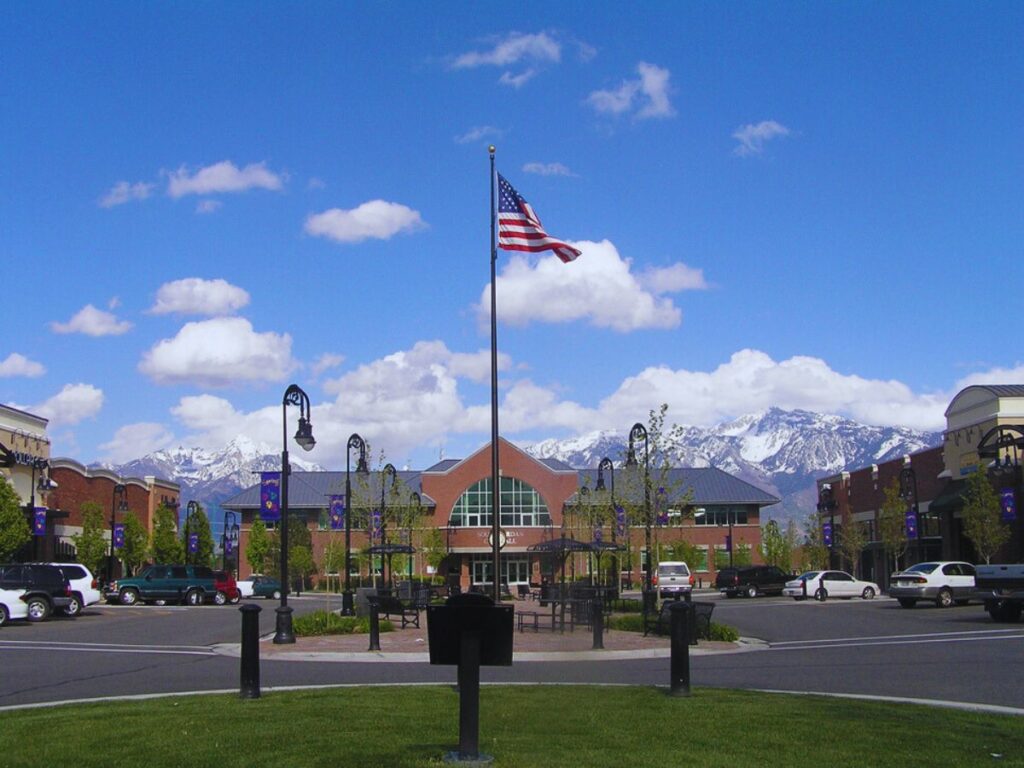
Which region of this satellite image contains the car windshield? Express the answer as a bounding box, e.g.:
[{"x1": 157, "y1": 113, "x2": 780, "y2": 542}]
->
[
  {"x1": 798, "y1": 572, "x2": 820, "y2": 581},
  {"x1": 905, "y1": 563, "x2": 938, "y2": 574},
  {"x1": 659, "y1": 565, "x2": 689, "y2": 575}
]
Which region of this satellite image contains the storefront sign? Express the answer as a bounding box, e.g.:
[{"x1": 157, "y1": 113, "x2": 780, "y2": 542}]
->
[
  {"x1": 1001, "y1": 489, "x2": 1017, "y2": 522},
  {"x1": 259, "y1": 472, "x2": 281, "y2": 522}
]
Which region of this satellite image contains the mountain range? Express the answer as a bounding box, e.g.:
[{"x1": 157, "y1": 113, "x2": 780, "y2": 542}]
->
[{"x1": 96, "y1": 408, "x2": 941, "y2": 530}]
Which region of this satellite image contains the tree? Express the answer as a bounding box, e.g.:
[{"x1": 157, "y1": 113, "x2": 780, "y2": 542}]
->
[
  {"x1": 877, "y1": 479, "x2": 909, "y2": 573},
  {"x1": 72, "y1": 503, "x2": 108, "y2": 577},
  {"x1": 150, "y1": 503, "x2": 184, "y2": 563},
  {"x1": 961, "y1": 467, "x2": 1010, "y2": 564},
  {"x1": 246, "y1": 518, "x2": 270, "y2": 574},
  {"x1": 421, "y1": 527, "x2": 447, "y2": 573},
  {"x1": 838, "y1": 519, "x2": 868, "y2": 578},
  {"x1": 120, "y1": 513, "x2": 149, "y2": 575},
  {"x1": 0, "y1": 475, "x2": 31, "y2": 561},
  {"x1": 759, "y1": 519, "x2": 792, "y2": 571},
  {"x1": 799, "y1": 512, "x2": 829, "y2": 572},
  {"x1": 668, "y1": 538, "x2": 703, "y2": 569},
  {"x1": 783, "y1": 520, "x2": 800, "y2": 574},
  {"x1": 184, "y1": 504, "x2": 215, "y2": 567}
]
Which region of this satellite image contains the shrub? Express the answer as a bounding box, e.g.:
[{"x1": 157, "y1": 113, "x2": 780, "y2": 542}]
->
[
  {"x1": 607, "y1": 613, "x2": 645, "y2": 632},
  {"x1": 293, "y1": 610, "x2": 394, "y2": 637},
  {"x1": 707, "y1": 622, "x2": 739, "y2": 642}
]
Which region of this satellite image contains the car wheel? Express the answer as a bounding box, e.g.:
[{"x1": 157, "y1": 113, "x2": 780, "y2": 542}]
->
[
  {"x1": 120, "y1": 588, "x2": 140, "y2": 606},
  {"x1": 897, "y1": 598, "x2": 917, "y2": 609},
  {"x1": 185, "y1": 589, "x2": 203, "y2": 606},
  {"x1": 861, "y1": 587, "x2": 876, "y2": 600},
  {"x1": 936, "y1": 588, "x2": 954, "y2": 608},
  {"x1": 814, "y1": 588, "x2": 827, "y2": 602},
  {"x1": 229, "y1": 594, "x2": 240, "y2": 605},
  {"x1": 0, "y1": 604, "x2": 8, "y2": 626},
  {"x1": 270, "y1": 589, "x2": 281, "y2": 601},
  {"x1": 26, "y1": 597, "x2": 51, "y2": 622},
  {"x1": 745, "y1": 585, "x2": 758, "y2": 598},
  {"x1": 213, "y1": 591, "x2": 227, "y2": 606},
  {"x1": 64, "y1": 593, "x2": 83, "y2": 617}
]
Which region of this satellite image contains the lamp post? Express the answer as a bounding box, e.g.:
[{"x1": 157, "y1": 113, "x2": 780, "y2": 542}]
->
[
  {"x1": 27, "y1": 458, "x2": 51, "y2": 560},
  {"x1": 184, "y1": 500, "x2": 200, "y2": 565},
  {"x1": 108, "y1": 483, "x2": 128, "y2": 584},
  {"x1": 626, "y1": 422, "x2": 652, "y2": 609},
  {"x1": 899, "y1": 466, "x2": 919, "y2": 566},
  {"x1": 818, "y1": 484, "x2": 836, "y2": 570},
  {"x1": 343, "y1": 433, "x2": 368, "y2": 616},
  {"x1": 408, "y1": 491, "x2": 421, "y2": 586},
  {"x1": 596, "y1": 457, "x2": 616, "y2": 590},
  {"x1": 379, "y1": 463, "x2": 397, "y2": 588},
  {"x1": 273, "y1": 384, "x2": 316, "y2": 645}
]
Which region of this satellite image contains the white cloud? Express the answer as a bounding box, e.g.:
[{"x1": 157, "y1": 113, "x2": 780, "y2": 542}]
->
[
  {"x1": 477, "y1": 239, "x2": 690, "y2": 332},
  {"x1": 148, "y1": 278, "x2": 251, "y2": 317},
  {"x1": 51, "y1": 305, "x2": 132, "y2": 336},
  {"x1": 139, "y1": 317, "x2": 295, "y2": 387},
  {"x1": 99, "y1": 180, "x2": 155, "y2": 208},
  {"x1": 587, "y1": 62, "x2": 674, "y2": 120},
  {"x1": 99, "y1": 422, "x2": 176, "y2": 464},
  {"x1": 304, "y1": 200, "x2": 425, "y2": 244},
  {"x1": 952, "y1": 364, "x2": 1024, "y2": 391},
  {"x1": 0, "y1": 353, "x2": 46, "y2": 378},
  {"x1": 499, "y1": 69, "x2": 537, "y2": 88},
  {"x1": 455, "y1": 126, "x2": 505, "y2": 144},
  {"x1": 732, "y1": 120, "x2": 791, "y2": 156},
  {"x1": 29, "y1": 383, "x2": 104, "y2": 426},
  {"x1": 452, "y1": 31, "x2": 561, "y2": 69},
  {"x1": 637, "y1": 263, "x2": 708, "y2": 294},
  {"x1": 195, "y1": 199, "x2": 222, "y2": 214},
  {"x1": 167, "y1": 160, "x2": 284, "y2": 198},
  {"x1": 307, "y1": 177, "x2": 326, "y2": 190},
  {"x1": 522, "y1": 162, "x2": 575, "y2": 177},
  {"x1": 311, "y1": 353, "x2": 345, "y2": 377}
]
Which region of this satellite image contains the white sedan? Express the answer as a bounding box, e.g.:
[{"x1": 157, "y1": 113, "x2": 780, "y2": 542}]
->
[
  {"x1": 0, "y1": 587, "x2": 29, "y2": 626},
  {"x1": 783, "y1": 570, "x2": 880, "y2": 601}
]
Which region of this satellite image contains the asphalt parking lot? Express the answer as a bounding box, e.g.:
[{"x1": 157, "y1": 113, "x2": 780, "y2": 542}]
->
[{"x1": 1, "y1": 591, "x2": 1022, "y2": 710}]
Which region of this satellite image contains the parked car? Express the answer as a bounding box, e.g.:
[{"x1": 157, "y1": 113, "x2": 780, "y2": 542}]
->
[
  {"x1": 38, "y1": 562, "x2": 102, "y2": 616},
  {"x1": 0, "y1": 587, "x2": 29, "y2": 626},
  {"x1": 105, "y1": 564, "x2": 216, "y2": 606},
  {"x1": 889, "y1": 561, "x2": 976, "y2": 608},
  {"x1": 783, "y1": 570, "x2": 880, "y2": 601},
  {"x1": 0, "y1": 563, "x2": 74, "y2": 621},
  {"x1": 211, "y1": 570, "x2": 241, "y2": 605},
  {"x1": 653, "y1": 561, "x2": 694, "y2": 599},
  {"x1": 237, "y1": 575, "x2": 282, "y2": 600},
  {"x1": 716, "y1": 565, "x2": 790, "y2": 598}
]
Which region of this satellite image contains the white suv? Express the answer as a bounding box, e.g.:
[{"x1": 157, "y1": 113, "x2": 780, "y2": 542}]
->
[
  {"x1": 0, "y1": 587, "x2": 29, "y2": 625},
  {"x1": 44, "y1": 563, "x2": 102, "y2": 617},
  {"x1": 654, "y1": 561, "x2": 694, "y2": 599}
]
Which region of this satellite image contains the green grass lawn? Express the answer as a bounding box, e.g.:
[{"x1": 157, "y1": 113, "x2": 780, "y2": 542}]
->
[{"x1": 4, "y1": 686, "x2": 1021, "y2": 767}]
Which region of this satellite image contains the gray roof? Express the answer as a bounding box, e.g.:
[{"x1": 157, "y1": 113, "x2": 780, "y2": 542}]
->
[
  {"x1": 222, "y1": 470, "x2": 436, "y2": 511},
  {"x1": 572, "y1": 466, "x2": 779, "y2": 507}
]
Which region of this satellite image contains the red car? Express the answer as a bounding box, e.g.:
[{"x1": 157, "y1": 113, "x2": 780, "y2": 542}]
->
[{"x1": 211, "y1": 570, "x2": 241, "y2": 605}]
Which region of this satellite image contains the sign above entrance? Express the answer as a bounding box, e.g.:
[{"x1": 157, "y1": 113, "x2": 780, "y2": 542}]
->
[{"x1": 487, "y1": 529, "x2": 507, "y2": 550}]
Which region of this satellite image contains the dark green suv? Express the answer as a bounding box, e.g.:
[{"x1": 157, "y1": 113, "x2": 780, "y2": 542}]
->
[{"x1": 106, "y1": 565, "x2": 216, "y2": 606}]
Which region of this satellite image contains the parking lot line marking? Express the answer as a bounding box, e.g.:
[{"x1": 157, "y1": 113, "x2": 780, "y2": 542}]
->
[
  {"x1": 770, "y1": 628, "x2": 1024, "y2": 647},
  {"x1": 767, "y1": 632, "x2": 1024, "y2": 652},
  {"x1": 0, "y1": 640, "x2": 217, "y2": 656}
]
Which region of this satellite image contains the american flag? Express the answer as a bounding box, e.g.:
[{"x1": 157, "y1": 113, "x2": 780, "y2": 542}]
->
[{"x1": 497, "y1": 173, "x2": 581, "y2": 263}]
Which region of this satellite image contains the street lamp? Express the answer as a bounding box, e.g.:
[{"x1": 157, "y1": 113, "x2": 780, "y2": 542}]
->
[
  {"x1": 408, "y1": 491, "x2": 421, "y2": 585},
  {"x1": 899, "y1": 465, "x2": 920, "y2": 566},
  {"x1": 273, "y1": 384, "x2": 316, "y2": 645},
  {"x1": 626, "y1": 422, "x2": 652, "y2": 611},
  {"x1": 379, "y1": 463, "x2": 397, "y2": 588},
  {"x1": 817, "y1": 484, "x2": 836, "y2": 570},
  {"x1": 596, "y1": 457, "x2": 617, "y2": 590},
  {"x1": 108, "y1": 483, "x2": 128, "y2": 584},
  {"x1": 184, "y1": 500, "x2": 201, "y2": 565},
  {"x1": 27, "y1": 458, "x2": 51, "y2": 560},
  {"x1": 343, "y1": 433, "x2": 368, "y2": 616}
]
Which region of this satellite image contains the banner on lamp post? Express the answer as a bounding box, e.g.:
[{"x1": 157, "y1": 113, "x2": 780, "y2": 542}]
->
[
  {"x1": 113, "y1": 523, "x2": 125, "y2": 549},
  {"x1": 188, "y1": 533, "x2": 199, "y2": 554},
  {"x1": 1001, "y1": 489, "x2": 1017, "y2": 522},
  {"x1": 329, "y1": 495, "x2": 345, "y2": 530},
  {"x1": 259, "y1": 472, "x2": 281, "y2": 522},
  {"x1": 594, "y1": 526, "x2": 603, "y2": 544},
  {"x1": 822, "y1": 521, "x2": 833, "y2": 548},
  {"x1": 372, "y1": 508, "x2": 382, "y2": 542},
  {"x1": 905, "y1": 507, "x2": 919, "y2": 539},
  {"x1": 33, "y1": 507, "x2": 46, "y2": 536},
  {"x1": 615, "y1": 505, "x2": 626, "y2": 538}
]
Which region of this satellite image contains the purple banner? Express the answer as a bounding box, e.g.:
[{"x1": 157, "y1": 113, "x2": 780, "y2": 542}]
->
[
  {"x1": 615, "y1": 505, "x2": 626, "y2": 537},
  {"x1": 33, "y1": 507, "x2": 46, "y2": 536},
  {"x1": 594, "y1": 526, "x2": 603, "y2": 544},
  {"x1": 224, "y1": 538, "x2": 233, "y2": 555},
  {"x1": 113, "y1": 523, "x2": 125, "y2": 549},
  {"x1": 260, "y1": 472, "x2": 281, "y2": 522},
  {"x1": 188, "y1": 533, "x2": 199, "y2": 554},
  {"x1": 1001, "y1": 489, "x2": 1017, "y2": 522},
  {"x1": 823, "y1": 521, "x2": 833, "y2": 548},
  {"x1": 329, "y1": 495, "x2": 345, "y2": 530},
  {"x1": 372, "y1": 508, "x2": 382, "y2": 542},
  {"x1": 905, "y1": 508, "x2": 918, "y2": 539},
  {"x1": 725, "y1": 533, "x2": 732, "y2": 552}
]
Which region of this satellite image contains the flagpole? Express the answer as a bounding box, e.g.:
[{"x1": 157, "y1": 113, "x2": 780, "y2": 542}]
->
[{"x1": 489, "y1": 144, "x2": 501, "y2": 603}]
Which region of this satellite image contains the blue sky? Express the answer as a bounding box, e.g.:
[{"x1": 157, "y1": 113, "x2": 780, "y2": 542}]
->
[{"x1": 2, "y1": 3, "x2": 1022, "y2": 470}]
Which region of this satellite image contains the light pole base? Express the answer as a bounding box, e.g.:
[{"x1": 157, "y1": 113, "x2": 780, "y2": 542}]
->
[
  {"x1": 341, "y1": 591, "x2": 355, "y2": 616},
  {"x1": 272, "y1": 605, "x2": 295, "y2": 644}
]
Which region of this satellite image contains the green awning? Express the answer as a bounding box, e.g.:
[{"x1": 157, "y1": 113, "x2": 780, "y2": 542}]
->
[{"x1": 929, "y1": 479, "x2": 967, "y2": 514}]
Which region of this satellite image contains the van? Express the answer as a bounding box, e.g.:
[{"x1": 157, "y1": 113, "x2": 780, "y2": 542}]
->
[{"x1": 653, "y1": 561, "x2": 693, "y2": 599}]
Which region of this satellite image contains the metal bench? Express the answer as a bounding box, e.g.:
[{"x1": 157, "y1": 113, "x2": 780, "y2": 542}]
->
[
  {"x1": 373, "y1": 595, "x2": 420, "y2": 629},
  {"x1": 643, "y1": 600, "x2": 714, "y2": 643}
]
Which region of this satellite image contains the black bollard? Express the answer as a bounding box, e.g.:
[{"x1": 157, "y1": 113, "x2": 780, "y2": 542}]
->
[
  {"x1": 239, "y1": 603, "x2": 262, "y2": 699},
  {"x1": 591, "y1": 600, "x2": 604, "y2": 650},
  {"x1": 456, "y1": 629, "x2": 482, "y2": 760},
  {"x1": 669, "y1": 601, "x2": 692, "y2": 697},
  {"x1": 368, "y1": 599, "x2": 381, "y2": 651}
]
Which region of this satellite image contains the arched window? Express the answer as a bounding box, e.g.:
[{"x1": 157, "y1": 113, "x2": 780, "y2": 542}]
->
[{"x1": 449, "y1": 477, "x2": 552, "y2": 528}]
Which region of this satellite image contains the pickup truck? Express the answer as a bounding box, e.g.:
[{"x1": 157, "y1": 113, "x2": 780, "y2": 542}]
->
[{"x1": 974, "y1": 564, "x2": 1024, "y2": 622}]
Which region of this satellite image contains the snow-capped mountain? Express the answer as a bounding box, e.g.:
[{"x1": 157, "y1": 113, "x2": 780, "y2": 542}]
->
[
  {"x1": 525, "y1": 408, "x2": 941, "y2": 525},
  {"x1": 95, "y1": 435, "x2": 325, "y2": 511}
]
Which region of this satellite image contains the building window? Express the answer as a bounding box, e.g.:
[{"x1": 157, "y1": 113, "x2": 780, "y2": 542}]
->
[
  {"x1": 692, "y1": 506, "x2": 749, "y2": 526},
  {"x1": 693, "y1": 545, "x2": 709, "y2": 572},
  {"x1": 471, "y1": 556, "x2": 494, "y2": 586},
  {"x1": 449, "y1": 477, "x2": 552, "y2": 528}
]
